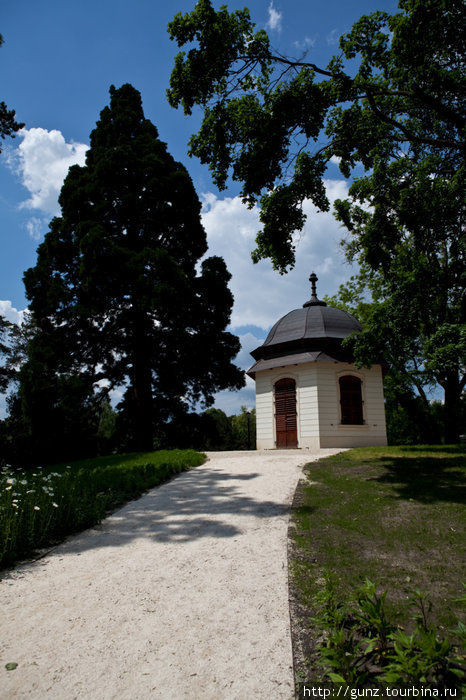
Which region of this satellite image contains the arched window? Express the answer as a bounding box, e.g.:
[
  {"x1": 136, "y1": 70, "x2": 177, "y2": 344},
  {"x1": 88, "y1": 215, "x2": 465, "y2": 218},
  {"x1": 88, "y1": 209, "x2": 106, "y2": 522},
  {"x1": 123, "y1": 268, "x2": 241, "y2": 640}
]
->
[
  {"x1": 339, "y1": 375, "x2": 364, "y2": 425},
  {"x1": 274, "y1": 378, "x2": 298, "y2": 448}
]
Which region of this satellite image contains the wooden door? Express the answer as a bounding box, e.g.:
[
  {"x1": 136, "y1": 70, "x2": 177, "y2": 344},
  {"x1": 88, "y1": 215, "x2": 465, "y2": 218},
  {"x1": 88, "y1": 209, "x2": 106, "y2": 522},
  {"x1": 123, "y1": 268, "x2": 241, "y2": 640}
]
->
[{"x1": 275, "y1": 378, "x2": 298, "y2": 448}]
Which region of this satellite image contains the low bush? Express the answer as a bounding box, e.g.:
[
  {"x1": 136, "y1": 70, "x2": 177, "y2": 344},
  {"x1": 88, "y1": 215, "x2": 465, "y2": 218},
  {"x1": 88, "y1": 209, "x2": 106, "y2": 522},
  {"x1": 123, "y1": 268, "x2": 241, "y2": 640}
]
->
[
  {"x1": 0, "y1": 449, "x2": 205, "y2": 568},
  {"x1": 312, "y1": 575, "x2": 465, "y2": 690}
]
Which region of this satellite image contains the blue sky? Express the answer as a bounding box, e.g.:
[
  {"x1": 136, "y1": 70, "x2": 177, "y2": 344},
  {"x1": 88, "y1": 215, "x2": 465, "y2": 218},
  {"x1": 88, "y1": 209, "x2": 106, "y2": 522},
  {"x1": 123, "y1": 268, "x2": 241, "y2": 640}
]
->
[{"x1": 0, "y1": 0, "x2": 398, "y2": 415}]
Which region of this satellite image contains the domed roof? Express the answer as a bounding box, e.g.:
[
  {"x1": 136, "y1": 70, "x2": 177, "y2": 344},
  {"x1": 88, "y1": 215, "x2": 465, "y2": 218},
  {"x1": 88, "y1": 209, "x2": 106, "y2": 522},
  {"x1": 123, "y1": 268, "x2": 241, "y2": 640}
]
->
[
  {"x1": 247, "y1": 273, "x2": 363, "y2": 377},
  {"x1": 263, "y1": 304, "x2": 362, "y2": 349}
]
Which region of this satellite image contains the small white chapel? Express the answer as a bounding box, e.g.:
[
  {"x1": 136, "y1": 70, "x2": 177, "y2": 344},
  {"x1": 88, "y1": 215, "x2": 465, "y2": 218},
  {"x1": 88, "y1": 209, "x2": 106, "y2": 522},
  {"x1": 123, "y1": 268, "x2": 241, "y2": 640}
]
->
[{"x1": 247, "y1": 273, "x2": 388, "y2": 450}]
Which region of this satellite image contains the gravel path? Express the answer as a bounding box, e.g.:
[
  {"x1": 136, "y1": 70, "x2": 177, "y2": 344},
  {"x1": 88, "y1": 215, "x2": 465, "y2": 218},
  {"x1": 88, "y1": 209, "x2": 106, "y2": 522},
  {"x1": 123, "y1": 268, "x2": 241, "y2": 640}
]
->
[{"x1": 0, "y1": 449, "x2": 340, "y2": 700}]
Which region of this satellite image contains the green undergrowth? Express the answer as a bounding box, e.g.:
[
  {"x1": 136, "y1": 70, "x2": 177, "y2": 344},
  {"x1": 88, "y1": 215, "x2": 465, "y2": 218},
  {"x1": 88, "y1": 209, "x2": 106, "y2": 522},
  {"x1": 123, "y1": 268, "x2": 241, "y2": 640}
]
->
[
  {"x1": 309, "y1": 576, "x2": 465, "y2": 691},
  {"x1": 289, "y1": 445, "x2": 466, "y2": 692},
  {"x1": 0, "y1": 449, "x2": 205, "y2": 569}
]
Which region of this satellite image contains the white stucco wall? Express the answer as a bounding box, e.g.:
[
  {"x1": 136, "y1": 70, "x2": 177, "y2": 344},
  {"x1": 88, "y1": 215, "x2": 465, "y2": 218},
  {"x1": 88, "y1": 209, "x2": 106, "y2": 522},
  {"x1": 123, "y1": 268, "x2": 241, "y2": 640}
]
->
[{"x1": 254, "y1": 361, "x2": 387, "y2": 449}]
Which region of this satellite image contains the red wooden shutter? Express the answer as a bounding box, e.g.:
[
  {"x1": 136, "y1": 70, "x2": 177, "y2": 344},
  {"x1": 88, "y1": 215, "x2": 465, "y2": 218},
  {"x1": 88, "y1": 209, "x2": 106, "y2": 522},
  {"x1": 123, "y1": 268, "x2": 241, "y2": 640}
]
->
[{"x1": 275, "y1": 378, "x2": 298, "y2": 448}]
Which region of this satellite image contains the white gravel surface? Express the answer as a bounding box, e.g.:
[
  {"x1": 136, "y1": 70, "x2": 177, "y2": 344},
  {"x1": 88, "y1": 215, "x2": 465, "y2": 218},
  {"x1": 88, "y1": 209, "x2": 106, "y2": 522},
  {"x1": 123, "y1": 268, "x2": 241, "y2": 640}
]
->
[{"x1": 0, "y1": 449, "x2": 341, "y2": 700}]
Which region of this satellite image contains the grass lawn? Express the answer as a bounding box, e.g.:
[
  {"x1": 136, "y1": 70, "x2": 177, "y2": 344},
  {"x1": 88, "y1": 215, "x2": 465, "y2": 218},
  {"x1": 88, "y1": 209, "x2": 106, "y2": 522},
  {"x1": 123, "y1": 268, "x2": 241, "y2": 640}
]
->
[
  {"x1": 289, "y1": 445, "x2": 466, "y2": 689},
  {"x1": 1, "y1": 449, "x2": 205, "y2": 569}
]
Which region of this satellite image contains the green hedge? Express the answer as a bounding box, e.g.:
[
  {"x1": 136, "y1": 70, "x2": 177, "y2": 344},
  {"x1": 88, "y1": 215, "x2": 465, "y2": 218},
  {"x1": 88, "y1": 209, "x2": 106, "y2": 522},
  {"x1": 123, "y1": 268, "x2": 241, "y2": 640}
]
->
[{"x1": 0, "y1": 449, "x2": 205, "y2": 568}]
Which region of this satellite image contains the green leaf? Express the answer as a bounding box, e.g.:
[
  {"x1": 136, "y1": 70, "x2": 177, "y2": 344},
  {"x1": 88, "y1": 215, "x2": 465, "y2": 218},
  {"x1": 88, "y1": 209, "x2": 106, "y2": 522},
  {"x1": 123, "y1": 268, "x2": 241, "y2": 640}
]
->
[{"x1": 327, "y1": 673, "x2": 347, "y2": 683}]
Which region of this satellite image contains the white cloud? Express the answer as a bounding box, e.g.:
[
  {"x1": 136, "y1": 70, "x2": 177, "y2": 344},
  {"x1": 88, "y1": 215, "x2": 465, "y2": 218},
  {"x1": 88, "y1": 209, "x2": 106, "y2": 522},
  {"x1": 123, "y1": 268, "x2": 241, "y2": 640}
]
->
[
  {"x1": 212, "y1": 332, "x2": 259, "y2": 415},
  {"x1": 204, "y1": 181, "x2": 358, "y2": 415},
  {"x1": 293, "y1": 36, "x2": 316, "y2": 51},
  {"x1": 266, "y1": 2, "x2": 282, "y2": 32},
  {"x1": 201, "y1": 179, "x2": 356, "y2": 334},
  {"x1": 17, "y1": 128, "x2": 88, "y2": 215},
  {"x1": 7, "y1": 127, "x2": 88, "y2": 240},
  {"x1": 0, "y1": 300, "x2": 28, "y2": 325},
  {"x1": 26, "y1": 216, "x2": 48, "y2": 241},
  {"x1": 234, "y1": 331, "x2": 267, "y2": 370},
  {"x1": 326, "y1": 28, "x2": 340, "y2": 46},
  {"x1": 212, "y1": 376, "x2": 256, "y2": 416}
]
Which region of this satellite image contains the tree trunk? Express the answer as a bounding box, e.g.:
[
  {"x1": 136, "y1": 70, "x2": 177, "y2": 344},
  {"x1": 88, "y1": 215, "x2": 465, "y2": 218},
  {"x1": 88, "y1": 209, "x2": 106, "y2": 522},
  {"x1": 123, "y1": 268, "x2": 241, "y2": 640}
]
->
[
  {"x1": 131, "y1": 311, "x2": 154, "y2": 452},
  {"x1": 443, "y1": 372, "x2": 461, "y2": 444},
  {"x1": 132, "y1": 361, "x2": 154, "y2": 452}
]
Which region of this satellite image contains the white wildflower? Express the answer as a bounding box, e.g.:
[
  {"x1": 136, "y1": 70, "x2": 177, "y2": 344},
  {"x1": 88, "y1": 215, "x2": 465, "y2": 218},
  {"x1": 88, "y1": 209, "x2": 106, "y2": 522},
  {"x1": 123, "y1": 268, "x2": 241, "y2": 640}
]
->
[
  {"x1": 34, "y1": 506, "x2": 40, "y2": 511},
  {"x1": 52, "y1": 502, "x2": 58, "y2": 508}
]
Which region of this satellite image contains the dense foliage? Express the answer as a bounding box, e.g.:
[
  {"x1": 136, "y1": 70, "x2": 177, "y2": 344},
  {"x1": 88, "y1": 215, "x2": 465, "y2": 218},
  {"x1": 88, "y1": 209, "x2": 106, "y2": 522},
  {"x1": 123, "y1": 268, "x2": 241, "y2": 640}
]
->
[
  {"x1": 168, "y1": 0, "x2": 465, "y2": 441},
  {"x1": 0, "y1": 316, "x2": 16, "y2": 393},
  {"x1": 168, "y1": 0, "x2": 465, "y2": 271},
  {"x1": 9, "y1": 84, "x2": 244, "y2": 463},
  {"x1": 165, "y1": 406, "x2": 256, "y2": 451},
  {"x1": 0, "y1": 31, "x2": 24, "y2": 388},
  {"x1": 325, "y1": 262, "x2": 465, "y2": 444},
  {"x1": 308, "y1": 577, "x2": 465, "y2": 690}
]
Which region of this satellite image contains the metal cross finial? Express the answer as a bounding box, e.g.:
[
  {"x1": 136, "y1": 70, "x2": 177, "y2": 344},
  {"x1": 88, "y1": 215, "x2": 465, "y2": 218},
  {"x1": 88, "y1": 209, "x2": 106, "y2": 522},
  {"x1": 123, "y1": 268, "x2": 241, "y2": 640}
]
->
[
  {"x1": 309, "y1": 272, "x2": 318, "y2": 300},
  {"x1": 303, "y1": 271, "x2": 327, "y2": 308}
]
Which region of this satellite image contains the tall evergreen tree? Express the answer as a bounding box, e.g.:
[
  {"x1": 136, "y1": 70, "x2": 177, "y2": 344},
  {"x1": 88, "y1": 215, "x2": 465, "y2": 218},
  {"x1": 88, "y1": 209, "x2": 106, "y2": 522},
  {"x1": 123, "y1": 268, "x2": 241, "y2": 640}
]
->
[
  {"x1": 21, "y1": 84, "x2": 244, "y2": 459},
  {"x1": 0, "y1": 315, "x2": 14, "y2": 394}
]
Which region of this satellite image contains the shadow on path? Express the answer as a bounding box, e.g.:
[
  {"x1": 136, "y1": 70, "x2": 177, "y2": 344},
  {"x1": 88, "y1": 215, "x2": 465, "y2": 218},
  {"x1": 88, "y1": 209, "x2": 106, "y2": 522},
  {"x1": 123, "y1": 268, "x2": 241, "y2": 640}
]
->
[{"x1": 57, "y1": 466, "x2": 292, "y2": 555}]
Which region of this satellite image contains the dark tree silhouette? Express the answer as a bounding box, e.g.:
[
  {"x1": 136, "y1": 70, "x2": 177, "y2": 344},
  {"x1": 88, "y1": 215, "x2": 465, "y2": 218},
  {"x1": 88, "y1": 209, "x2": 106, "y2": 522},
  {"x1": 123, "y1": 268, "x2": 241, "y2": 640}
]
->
[{"x1": 20, "y1": 84, "x2": 244, "y2": 459}]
